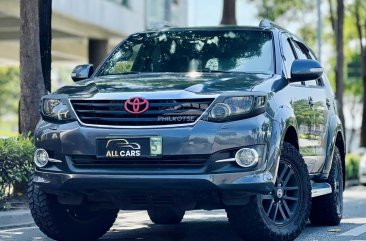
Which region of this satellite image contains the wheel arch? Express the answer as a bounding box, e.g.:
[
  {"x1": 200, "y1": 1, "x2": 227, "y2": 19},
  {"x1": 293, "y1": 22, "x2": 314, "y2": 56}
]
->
[
  {"x1": 283, "y1": 125, "x2": 299, "y2": 151},
  {"x1": 335, "y1": 131, "x2": 346, "y2": 189},
  {"x1": 320, "y1": 114, "x2": 346, "y2": 185},
  {"x1": 268, "y1": 106, "x2": 299, "y2": 179}
]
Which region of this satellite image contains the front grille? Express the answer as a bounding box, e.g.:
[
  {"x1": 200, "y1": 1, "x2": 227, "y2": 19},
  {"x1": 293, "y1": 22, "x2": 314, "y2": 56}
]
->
[
  {"x1": 70, "y1": 98, "x2": 214, "y2": 126},
  {"x1": 70, "y1": 155, "x2": 208, "y2": 168}
]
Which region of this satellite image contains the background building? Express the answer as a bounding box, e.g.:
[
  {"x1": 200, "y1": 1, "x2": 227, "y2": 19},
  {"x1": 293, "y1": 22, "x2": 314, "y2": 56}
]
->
[{"x1": 0, "y1": 0, "x2": 188, "y2": 66}]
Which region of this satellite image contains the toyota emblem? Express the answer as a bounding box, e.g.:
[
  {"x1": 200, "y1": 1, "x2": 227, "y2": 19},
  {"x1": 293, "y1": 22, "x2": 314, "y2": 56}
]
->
[{"x1": 124, "y1": 97, "x2": 149, "y2": 114}]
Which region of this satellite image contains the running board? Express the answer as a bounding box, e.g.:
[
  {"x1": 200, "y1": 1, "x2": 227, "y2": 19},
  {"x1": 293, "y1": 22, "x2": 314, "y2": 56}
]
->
[{"x1": 311, "y1": 182, "x2": 332, "y2": 197}]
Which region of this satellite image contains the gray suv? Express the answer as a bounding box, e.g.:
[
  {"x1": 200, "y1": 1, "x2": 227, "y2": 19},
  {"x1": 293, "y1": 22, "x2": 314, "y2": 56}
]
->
[{"x1": 28, "y1": 20, "x2": 345, "y2": 241}]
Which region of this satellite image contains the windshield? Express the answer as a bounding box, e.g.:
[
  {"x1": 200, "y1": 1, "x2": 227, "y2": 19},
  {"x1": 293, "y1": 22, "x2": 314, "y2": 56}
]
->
[{"x1": 97, "y1": 29, "x2": 274, "y2": 76}]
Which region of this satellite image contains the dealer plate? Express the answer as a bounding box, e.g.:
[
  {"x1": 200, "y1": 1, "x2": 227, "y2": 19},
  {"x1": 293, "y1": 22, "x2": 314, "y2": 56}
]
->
[{"x1": 96, "y1": 136, "x2": 162, "y2": 159}]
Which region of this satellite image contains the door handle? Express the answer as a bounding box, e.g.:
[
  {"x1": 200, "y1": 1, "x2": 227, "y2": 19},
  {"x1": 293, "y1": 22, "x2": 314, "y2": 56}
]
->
[{"x1": 326, "y1": 98, "x2": 331, "y2": 109}]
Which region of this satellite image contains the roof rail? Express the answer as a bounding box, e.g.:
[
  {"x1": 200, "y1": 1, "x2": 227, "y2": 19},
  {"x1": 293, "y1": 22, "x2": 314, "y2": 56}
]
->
[
  {"x1": 147, "y1": 22, "x2": 177, "y2": 31},
  {"x1": 259, "y1": 19, "x2": 286, "y2": 31}
]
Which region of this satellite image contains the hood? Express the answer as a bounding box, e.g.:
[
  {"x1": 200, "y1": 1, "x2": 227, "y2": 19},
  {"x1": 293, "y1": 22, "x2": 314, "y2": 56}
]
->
[{"x1": 55, "y1": 72, "x2": 274, "y2": 98}]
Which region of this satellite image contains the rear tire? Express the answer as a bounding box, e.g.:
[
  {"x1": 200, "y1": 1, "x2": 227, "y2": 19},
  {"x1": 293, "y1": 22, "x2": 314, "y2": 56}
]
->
[
  {"x1": 28, "y1": 179, "x2": 118, "y2": 241},
  {"x1": 226, "y1": 142, "x2": 311, "y2": 241},
  {"x1": 147, "y1": 208, "x2": 185, "y2": 224},
  {"x1": 309, "y1": 146, "x2": 343, "y2": 226}
]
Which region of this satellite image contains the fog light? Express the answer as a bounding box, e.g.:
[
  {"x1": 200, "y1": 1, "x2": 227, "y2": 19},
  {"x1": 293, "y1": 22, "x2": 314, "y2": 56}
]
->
[
  {"x1": 235, "y1": 148, "x2": 259, "y2": 167},
  {"x1": 34, "y1": 149, "x2": 49, "y2": 168}
]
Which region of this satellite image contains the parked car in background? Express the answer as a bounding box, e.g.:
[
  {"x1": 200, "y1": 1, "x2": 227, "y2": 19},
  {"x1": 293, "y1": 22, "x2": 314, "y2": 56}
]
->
[{"x1": 28, "y1": 20, "x2": 345, "y2": 241}]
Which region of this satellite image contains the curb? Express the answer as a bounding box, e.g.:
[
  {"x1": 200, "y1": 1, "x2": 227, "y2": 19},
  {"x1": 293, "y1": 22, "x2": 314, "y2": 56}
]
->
[
  {"x1": 345, "y1": 179, "x2": 359, "y2": 188},
  {"x1": 0, "y1": 222, "x2": 35, "y2": 230},
  {"x1": 0, "y1": 209, "x2": 34, "y2": 230}
]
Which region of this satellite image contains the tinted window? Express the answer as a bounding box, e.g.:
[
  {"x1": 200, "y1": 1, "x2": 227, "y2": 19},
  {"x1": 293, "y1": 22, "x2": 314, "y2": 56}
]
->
[
  {"x1": 281, "y1": 35, "x2": 296, "y2": 77},
  {"x1": 292, "y1": 41, "x2": 308, "y2": 60},
  {"x1": 97, "y1": 30, "x2": 274, "y2": 76},
  {"x1": 293, "y1": 40, "x2": 322, "y2": 87}
]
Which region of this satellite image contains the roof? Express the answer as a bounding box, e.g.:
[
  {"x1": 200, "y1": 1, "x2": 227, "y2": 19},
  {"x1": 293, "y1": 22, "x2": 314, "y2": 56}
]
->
[{"x1": 146, "y1": 25, "x2": 270, "y2": 32}]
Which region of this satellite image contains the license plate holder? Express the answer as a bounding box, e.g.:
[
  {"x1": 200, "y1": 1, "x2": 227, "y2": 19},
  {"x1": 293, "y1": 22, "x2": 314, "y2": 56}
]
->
[{"x1": 96, "y1": 136, "x2": 162, "y2": 159}]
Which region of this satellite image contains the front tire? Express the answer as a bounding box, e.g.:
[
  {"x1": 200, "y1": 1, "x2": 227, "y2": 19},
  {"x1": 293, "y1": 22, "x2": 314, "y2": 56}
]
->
[
  {"x1": 309, "y1": 146, "x2": 343, "y2": 226},
  {"x1": 226, "y1": 142, "x2": 311, "y2": 241},
  {"x1": 28, "y1": 180, "x2": 118, "y2": 241},
  {"x1": 147, "y1": 208, "x2": 185, "y2": 224}
]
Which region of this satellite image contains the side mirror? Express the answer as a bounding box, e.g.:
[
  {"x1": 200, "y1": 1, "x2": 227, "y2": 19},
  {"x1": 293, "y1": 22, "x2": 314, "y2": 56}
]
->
[
  {"x1": 71, "y1": 64, "x2": 94, "y2": 82},
  {"x1": 290, "y1": 59, "x2": 323, "y2": 82}
]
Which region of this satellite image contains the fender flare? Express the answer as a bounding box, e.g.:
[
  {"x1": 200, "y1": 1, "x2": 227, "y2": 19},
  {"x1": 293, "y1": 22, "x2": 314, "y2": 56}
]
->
[
  {"x1": 319, "y1": 114, "x2": 345, "y2": 180},
  {"x1": 266, "y1": 106, "x2": 298, "y2": 178}
]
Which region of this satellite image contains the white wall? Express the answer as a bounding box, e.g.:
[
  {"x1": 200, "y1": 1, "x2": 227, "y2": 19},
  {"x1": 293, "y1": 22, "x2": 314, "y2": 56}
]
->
[{"x1": 52, "y1": 0, "x2": 146, "y2": 37}]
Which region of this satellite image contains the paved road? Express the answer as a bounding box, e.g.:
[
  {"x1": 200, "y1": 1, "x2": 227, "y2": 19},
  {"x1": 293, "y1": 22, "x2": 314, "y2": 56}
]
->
[{"x1": 1, "y1": 185, "x2": 366, "y2": 241}]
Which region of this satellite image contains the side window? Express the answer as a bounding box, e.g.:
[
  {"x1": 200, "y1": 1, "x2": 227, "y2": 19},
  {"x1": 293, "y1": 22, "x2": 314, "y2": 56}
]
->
[
  {"x1": 292, "y1": 40, "x2": 321, "y2": 87},
  {"x1": 308, "y1": 50, "x2": 324, "y2": 87},
  {"x1": 280, "y1": 34, "x2": 296, "y2": 78},
  {"x1": 291, "y1": 41, "x2": 308, "y2": 60}
]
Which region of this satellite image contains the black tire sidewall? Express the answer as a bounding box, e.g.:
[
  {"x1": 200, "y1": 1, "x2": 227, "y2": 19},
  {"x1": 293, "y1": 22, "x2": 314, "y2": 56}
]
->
[
  {"x1": 226, "y1": 143, "x2": 311, "y2": 241},
  {"x1": 257, "y1": 143, "x2": 311, "y2": 235},
  {"x1": 28, "y1": 181, "x2": 118, "y2": 241}
]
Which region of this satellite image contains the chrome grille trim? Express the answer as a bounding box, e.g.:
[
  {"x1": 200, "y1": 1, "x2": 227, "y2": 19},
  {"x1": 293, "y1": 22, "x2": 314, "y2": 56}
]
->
[{"x1": 69, "y1": 98, "x2": 215, "y2": 128}]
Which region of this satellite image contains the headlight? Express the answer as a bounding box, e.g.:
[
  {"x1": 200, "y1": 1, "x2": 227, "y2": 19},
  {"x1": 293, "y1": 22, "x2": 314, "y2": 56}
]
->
[
  {"x1": 42, "y1": 99, "x2": 72, "y2": 121},
  {"x1": 207, "y1": 95, "x2": 266, "y2": 122}
]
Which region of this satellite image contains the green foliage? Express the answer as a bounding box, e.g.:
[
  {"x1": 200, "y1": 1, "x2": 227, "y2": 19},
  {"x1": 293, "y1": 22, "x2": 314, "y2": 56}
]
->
[
  {"x1": 0, "y1": 136, "x2": 35, "y2": 206},
  {"x1": 0, "y1": 67, "x2": 20, "y2": 119},
  {"x1": 298, "y1": 25, "x2": 317, "y2": 51},
  {"x1": 249, "y1": 0, "x2": 314, "y2": 21},
  {"x1": 344, "y1": 53, "x2": 363, "y2": 97},
  {"x1": 0, "y1": 66, "x2": 20, "y2": 135},
  {"x1": 111, "y1": 61, "x2": 133, "y2": 74},
  {"x1": 345, "y1": 154, "x2": 360, "y2": 180}
]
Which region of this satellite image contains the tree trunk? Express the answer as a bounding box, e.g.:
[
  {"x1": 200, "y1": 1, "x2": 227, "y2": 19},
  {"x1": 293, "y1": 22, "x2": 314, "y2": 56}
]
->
[
  {"x1": 334, "y1": 0, "x2": 345, "y2": 131},
  {"x1": 88, "y1": 39, "x2": 108, "y2": 67},
  {"x1": 355, "y1": 0, "x2": 366, "y2": 146},
  {"x1": 221, "y1": 0, "x2": 237, "y2": 25},
  {"x1": 20, "y1": 0, "x2": 46, "y2": 135},
  {"x1": 38, "y1": 0, "x2": 52, "y2": 93},
  {"x1": 360, "y1": 50, "x2": 366, "y2": 146}
]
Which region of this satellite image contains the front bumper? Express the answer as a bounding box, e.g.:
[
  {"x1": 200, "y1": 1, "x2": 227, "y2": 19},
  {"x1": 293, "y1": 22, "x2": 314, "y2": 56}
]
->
[
  {"x1": 33, "y1": 170, "x2": 274, "y2": 209},
  {"x1": 33, "y1": 112, "x2": 282, "y2": 208},
  {"x1": 34, "y1": 170, "x2": 274, "y2": 193}
]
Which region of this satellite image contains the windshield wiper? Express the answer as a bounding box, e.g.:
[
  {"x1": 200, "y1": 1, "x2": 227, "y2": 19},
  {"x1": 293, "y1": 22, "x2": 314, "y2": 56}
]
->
[
  {"x1": 199, "y1": 69, "x2": 233, "y2": 73},
  {"x1": 104, "y1": 71, "x2": 140, "y2": 76}
]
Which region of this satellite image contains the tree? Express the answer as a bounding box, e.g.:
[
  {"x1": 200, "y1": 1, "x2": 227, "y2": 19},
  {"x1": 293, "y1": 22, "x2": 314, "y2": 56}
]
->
[
  {"x1": 39, "y1": 0, "x2": 52, "y2": 93},
  {"x1": 328, "y1": 0, "x2": 345, "y2": 130},
  {"x1": 351, "y1": 0, "x2": 366, "y2": 146},
  {"x1": 249, "y1": 0, "x2": 314, "y2": 21},
  {"x1": 19, "y1": 0, "x2": 46, "y2": 135},
  {"x1": 221, "y1": 0, "x2": 237, "y2": 25}
]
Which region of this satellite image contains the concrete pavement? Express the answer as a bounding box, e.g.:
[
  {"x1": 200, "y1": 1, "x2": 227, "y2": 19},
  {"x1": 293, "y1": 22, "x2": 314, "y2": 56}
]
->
[
  {"x1": 0, "y1": 210, "x2": 33, "y2": 230},
  {"x1": 0, "y1": 185, "x2": 365, "y2": 241}
]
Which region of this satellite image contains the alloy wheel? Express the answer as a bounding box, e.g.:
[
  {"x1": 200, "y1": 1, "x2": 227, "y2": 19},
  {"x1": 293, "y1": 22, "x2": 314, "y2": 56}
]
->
[{"x1": 260, "y1": 159, "x2": 301, "y2": 225}]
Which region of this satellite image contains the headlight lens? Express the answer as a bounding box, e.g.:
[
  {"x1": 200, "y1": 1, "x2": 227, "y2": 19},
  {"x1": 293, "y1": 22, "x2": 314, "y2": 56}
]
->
[
  {"x1": 210, "y1": 103, "x2": 231, "y2": 119},
  {"x1": 207, "y1": 95, "x2": 266, "y2": 122},
  {"x1": 42, "y1": 99, "x2": 72, "y2": 120},
  {"x1": 224, "y1": 96, "x2": 253, "y2": 115}
]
